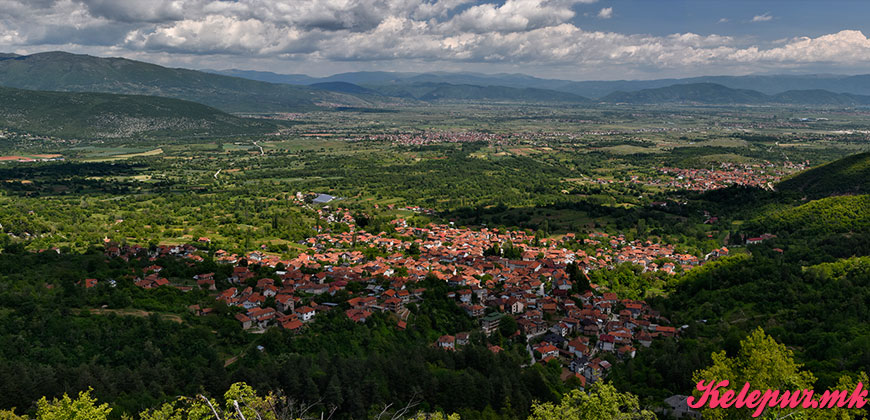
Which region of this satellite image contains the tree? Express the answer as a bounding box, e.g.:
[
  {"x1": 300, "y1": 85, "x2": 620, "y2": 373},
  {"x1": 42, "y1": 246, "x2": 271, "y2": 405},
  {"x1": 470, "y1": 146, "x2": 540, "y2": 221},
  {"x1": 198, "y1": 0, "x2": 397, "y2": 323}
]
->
[
  {"x1": 527, "y1": 382, "x2": 654, "y2": 420},
  {"x1": 566, "y1": 262, "x2": 590, "y2": 292},
  {"x1": 35, "y1": 389, "x2": 111, "y2": 420},
  {"x1": 406, "y1": 242, "x2": 421, "y2": 258},
  {"x1": 408, "y1": 413, "x2": 461, "y2": 420},
  {"x1": 499, "y1": 314, "x2": 518, "y2": 338},
  {"x1": 0, "y1": 410, "x2": 25, "y2": 420},
  {"x1": 691, "y1": 327, "x2": 836, "y2": 420}
]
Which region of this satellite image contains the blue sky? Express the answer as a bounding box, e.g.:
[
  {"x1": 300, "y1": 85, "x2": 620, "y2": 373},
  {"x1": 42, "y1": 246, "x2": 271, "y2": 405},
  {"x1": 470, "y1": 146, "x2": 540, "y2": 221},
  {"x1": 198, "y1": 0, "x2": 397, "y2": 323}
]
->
[
  {"x1": 574, "y1": 1, "x2": 870, "y2": 39},
  {"x1": 3, "y1": 0, "x2": 870, "y2": 79}
]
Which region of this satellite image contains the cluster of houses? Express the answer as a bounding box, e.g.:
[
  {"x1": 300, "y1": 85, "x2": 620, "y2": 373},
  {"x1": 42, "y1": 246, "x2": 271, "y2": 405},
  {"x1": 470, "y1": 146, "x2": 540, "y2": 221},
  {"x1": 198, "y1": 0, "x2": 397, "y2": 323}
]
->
[
  {"x1": 205, "y1": 260, "x2": 421, "y2": 332},
  {"x1": 364, "y1": 131, "x2": 508, "y2": 146},
  {"x1": 0, "y1": 154, "x2": 64, "y2": 163},
  {"x1": 97, "y1": 212, "x2": 718, "y2": 386},
  {"x1": 439, "y1": 274, "x2": 678, "y2": 388},
  {"x1": 655, "y1": 161, "x2": 806, "y2": 192}
]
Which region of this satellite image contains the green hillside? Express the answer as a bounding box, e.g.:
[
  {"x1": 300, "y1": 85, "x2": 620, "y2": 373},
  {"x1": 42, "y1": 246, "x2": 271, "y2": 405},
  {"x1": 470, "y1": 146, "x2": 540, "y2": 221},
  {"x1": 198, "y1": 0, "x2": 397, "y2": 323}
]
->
[
  {"x1": 0, "y1": 86, "x2": 276, "y2": 139},
  {"x1": 0, "y1": 52, "x2": 373, "y2": 112},
  {"x1": 778, "y1": 151, "x2": 870, "y2": 198},
  {"x1": 753, "y1": 194, "x2": 870, "y2": 235}
]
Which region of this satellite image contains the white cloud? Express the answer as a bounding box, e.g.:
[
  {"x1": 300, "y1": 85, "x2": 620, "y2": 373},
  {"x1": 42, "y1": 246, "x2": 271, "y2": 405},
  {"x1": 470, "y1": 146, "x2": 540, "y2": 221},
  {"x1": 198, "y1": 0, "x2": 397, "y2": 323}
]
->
[
  {"x1": 444, "y1": 0, "x2": 592, "y2": 33},
  {"x1": 751, "y1": 12, "x2": 773, "y2": 22},
  {"x1": 3, "y1": 0, "x2": 870, "y2": 79},
  {"x1": 717, "y1": 18, "x2": 728, "y2": 23}
]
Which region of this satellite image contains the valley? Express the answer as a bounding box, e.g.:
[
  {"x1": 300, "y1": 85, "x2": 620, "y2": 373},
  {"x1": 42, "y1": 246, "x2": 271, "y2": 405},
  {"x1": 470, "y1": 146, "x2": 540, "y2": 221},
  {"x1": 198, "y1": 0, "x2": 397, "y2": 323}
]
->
[{"x1": 0, "y1": 52, "x2": 868, "y2": 420}]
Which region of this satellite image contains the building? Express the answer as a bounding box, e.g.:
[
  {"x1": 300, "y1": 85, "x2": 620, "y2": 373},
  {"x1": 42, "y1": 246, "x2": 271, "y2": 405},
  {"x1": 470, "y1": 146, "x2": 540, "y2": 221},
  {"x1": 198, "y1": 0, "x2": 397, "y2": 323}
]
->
[{"x1": 481, "y1": 313, "x2": 502, "y2": 336}]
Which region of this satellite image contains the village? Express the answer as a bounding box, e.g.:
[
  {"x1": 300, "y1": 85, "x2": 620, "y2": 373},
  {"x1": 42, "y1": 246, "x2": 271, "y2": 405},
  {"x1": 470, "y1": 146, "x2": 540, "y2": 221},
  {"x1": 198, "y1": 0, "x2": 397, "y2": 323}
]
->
[
  {"x1": 582, "y1": 161, "x2": 809, "y2": 192},
  {"x1": 654, "y1": 161, "x2": 809, "y2": 191},
  {"x1": 93, "y1": 195, "x2": 739, "y2": 390}
]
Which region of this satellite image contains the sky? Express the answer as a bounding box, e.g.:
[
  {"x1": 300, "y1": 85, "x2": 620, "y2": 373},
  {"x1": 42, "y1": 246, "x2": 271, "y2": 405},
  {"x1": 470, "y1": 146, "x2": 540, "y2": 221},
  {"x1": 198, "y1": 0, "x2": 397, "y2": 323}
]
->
[{"x1": 4, "y1": 0, "x2": 870, "y2": 80}]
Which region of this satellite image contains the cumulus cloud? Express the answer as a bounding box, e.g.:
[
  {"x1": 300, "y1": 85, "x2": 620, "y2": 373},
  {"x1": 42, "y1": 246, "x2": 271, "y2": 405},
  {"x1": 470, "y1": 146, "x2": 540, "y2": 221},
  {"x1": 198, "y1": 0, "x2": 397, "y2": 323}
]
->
[
  {"x1": 751, "y1": 12, "x2": 773, "y2": 22},
  {"x1": 76, "y1": 0, "x2": 188, "y2": 23},
  {"x1": 444, "y1": 0, "x2": 593, "y2": 33},
  {"x1": 2, "y1": 0, "x2": 870, "y2": 78}
]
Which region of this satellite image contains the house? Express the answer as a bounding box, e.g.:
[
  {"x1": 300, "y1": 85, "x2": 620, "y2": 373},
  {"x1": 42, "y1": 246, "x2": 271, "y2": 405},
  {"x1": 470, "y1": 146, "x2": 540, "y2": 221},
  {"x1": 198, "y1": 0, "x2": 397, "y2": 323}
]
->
[
  {"x1": 348, "y1": 296, "x2": 377, "y2": 309},
  {"x1": 598, "y1": 334, "x2": 615, "y2": 352},
  {"x1": 518, "y1": 318, "x2": 547, "y2": 338},
  {"x1": 637, "y1": 330, "x2": 653, "y2": 347},
  {"x1": 247, "y1": 307, "x2": 277, "y2": 328},
  {"x1": 568, "y1": 356, "x2": 589, "y2": 375},
  {"x1": 196, "y1": 276, "x2": 216, "y2": 290},
  {"x1": 383, "y1": 297, "x2": 403, "y2": 312},
  {"x1": 663, "y1": 395, "x2": 701, "y2": 419},
  {"x1": 656, "y1": 325, "x2": 676, "y2": 338},
  {"x1": 456, "y1": 332, "x2": 470, "y2": 346},
  {"x1": 276, "y1": 294, "x2": 295, "y2": 312},
  {"x1": 507, "y1": 298, "x2": 524, "y2": 314},
  {"x1": 481, "y1": 313, "x2": 502, "y2": 336},
  {"x1": 462, "y1": 304, "x2": 485, "y2": 318},
  {"x1": 281, "y1": 319, "x2": 304, "y2": 333},
  {"x1": 235, "y1": 313, "x2": 252, "y2": 330},
  {"x1": 567, "y1": 337, "x2": 590, "y2": 358},
  {"x1": 296, "y1": 306, "x2": 316, "y2": 322},
  {"x1": 346, "y1": 308, "x2": 372, "y2": 323},
  {"x1": 534, "y1": 343, "x2": 559, "y2": 360},
  {"x1": 437, "y1": 335, "x2": 455, "y2": 350},
  {"x1": 617, "y1": 345, "x2": 637, "y2": 359},
  {"x1": 457, "y1": 289, "x2": 473, "y2": 303},
  {"x1": 584, "y1": 359, "x2": 611, "y2": 384}
]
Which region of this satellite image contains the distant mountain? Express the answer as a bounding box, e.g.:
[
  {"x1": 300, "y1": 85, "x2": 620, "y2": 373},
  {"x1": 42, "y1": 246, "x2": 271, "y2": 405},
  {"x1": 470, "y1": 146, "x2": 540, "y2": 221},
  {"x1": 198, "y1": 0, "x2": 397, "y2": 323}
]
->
[
  {"x1": 317, "y1": 71, "x2": 422, "y2": 85},
  {"x1": 778, "y1": 152, "x2": 870, "y2": 198},
  {"x1": 7, "y1": 52, "x2": 870, "y2": 109},
  {"x1": 363, "y1": 82, "x2": 590, "y2": 103},
  {"x1": 601, "y1": 83, "x2": 769, "y2": 104},
  {"x1": 0, "y1": 52, "x2": 374, "y2": 112},
  {"x1": 212, "y1": 68, "x2": 870, "y2": 98},
  {"x1": 219, "y1": 72, "x2": 590, "y2": 103},
  {"x1": 0, "y1": 86, "x2": 275, "y2": 139},
  {"x1": 208, "y1": 69, "x2": 421, "y2": 85},
  {"x1": 309, "y1": 82, "x2": 383, "y2": 96},
  {"x1": 205, "y1": 69, "x2": 319, "y2": 85},
  {"x1": 600, "y1": 83, "x2": 870, "y2": 105},
  {"x1": 770, "y1": 89, "x2": 870, "y2": 106}
]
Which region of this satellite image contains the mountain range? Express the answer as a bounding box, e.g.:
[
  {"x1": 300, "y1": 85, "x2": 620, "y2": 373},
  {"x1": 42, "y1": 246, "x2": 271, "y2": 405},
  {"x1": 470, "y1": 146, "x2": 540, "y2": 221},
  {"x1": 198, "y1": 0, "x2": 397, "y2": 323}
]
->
[
  {"x1": 4, "y1": 52, "x2": 870, "y2": 112},
  {"x1": 209, "y1": 68, "x2": 870, "y2": 98},
  {"x1": 0, "y1": 85, "x2": 274, "y2": 139},
  {"x1": 600, "y1": 83, "x2": 870, "y2": 105},
  {"x1": 0, "y1": 52, "x2": 373, "y2": 113}
]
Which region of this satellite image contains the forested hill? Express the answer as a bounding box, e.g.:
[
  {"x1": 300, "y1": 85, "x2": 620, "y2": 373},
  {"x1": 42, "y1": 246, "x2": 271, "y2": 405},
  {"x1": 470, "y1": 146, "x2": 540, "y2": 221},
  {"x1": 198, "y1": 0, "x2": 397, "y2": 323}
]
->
[
  {"x1": 613, "y1": 156, "x2": 870, "y2": 401},
  {"x1": 777, "y1": 151, "x2": 870, "y2": 198},
  {"x1": 0, "y1": 52, "x2": 374, "y2": 113},
  {"x1": 0, "y1": 86, "x2": 276, "y2": 139}
]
